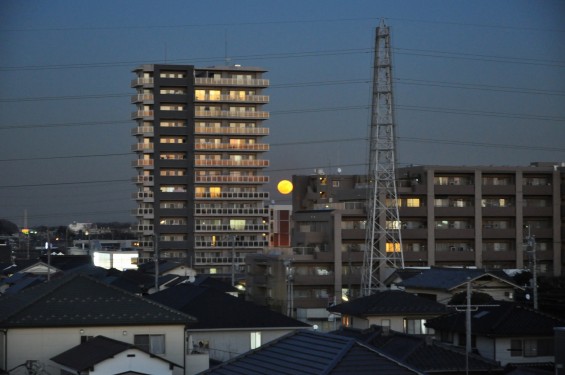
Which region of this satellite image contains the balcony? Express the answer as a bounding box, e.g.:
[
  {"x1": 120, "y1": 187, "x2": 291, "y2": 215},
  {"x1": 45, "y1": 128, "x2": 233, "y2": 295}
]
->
[
  {"x1": 131, "y1": 110, "x2": 154, "y2": 120},
  {"x1": 194, "y1": 175, "x2": 269, "y2": 184},
  {"x1": 194, "y1": 256, "x2": 246, "y2": 265},
  {"x1": 194, "y1": 159, "x2": 269, "y2": 168},
  {"x1": 131, "y1": 126, "x2": 154, "y2": 136},
  {"x1": 195, "y1": 240, "x2": 268, "y2": 249},
  {"x1": 132, "y1": 175, "x2": 154, "y2": 186},
  {"x1": 195, "y1": 126, "x2": 269, "y2": 136},
  {"x1": 131, "y1": 77, "x2": 154, "y2": 87},
  {"x1": 194, "y1": 143, "x2": 269, "y2": 151},
  {"x1": 194, "y1": 207, "x2": 269, "y2": 216},
  {"x1": 131, "y1": 208, "x2": 154, "y2": 219},
  {"x1": 135, "y1": 224, "x2": 154, "y2": 235},
  {"x1": 195, "y1": 191, "x2": 269, "y2": 200},
  {"x1": 195, "y1": 224, "x2": 268, "y2": 233},
  {"x1": 131, "y1": 93, "x2": 154, "y2": 103},
  {"x1": 195, "y1": 94, "x2": 269, "y2": 103},
  {"x1": 195, "y1": 110, "x2": 269, "y2": 120},
  {"x1": 132, "y1": 191, "x2": 154, "y2": 202},
  {"x1": 194, "y1": 77, "x2": 269, "y2": 87},
  {"x1": 132, "y1": 159, "x2": 154, "y2": 169},
  {"x1": 131, "y1": 143, "x2": 154, "y2": 153}
]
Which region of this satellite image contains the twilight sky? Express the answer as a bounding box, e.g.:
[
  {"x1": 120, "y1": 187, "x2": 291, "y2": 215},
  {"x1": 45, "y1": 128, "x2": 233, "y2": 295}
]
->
[{"x1": 0, "y1": 0, "x2": 564, "y2": 227}]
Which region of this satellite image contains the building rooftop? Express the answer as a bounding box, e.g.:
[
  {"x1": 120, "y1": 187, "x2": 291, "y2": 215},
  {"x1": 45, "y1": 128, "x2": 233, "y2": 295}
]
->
[{"x1": 0, "y1": 273, "x2": 197, "y2": 328}]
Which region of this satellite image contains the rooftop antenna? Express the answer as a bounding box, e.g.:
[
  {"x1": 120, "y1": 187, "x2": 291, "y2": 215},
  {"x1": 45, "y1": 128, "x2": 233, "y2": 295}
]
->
[{"x1": 361, "y1": 20, "x2": 404, "y2": 296}]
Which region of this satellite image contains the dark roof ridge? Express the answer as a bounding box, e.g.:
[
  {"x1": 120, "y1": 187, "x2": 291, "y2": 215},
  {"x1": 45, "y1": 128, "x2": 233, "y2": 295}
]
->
[{"x1": 0, "y1": 273, "x2": 198, "y2": 326}]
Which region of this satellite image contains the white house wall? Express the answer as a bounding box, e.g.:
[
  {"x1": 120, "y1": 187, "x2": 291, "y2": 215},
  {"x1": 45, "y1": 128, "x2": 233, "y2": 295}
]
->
[
  {"x1": 3, "y1": 325, "x2": 186, "y2": 375},
  {"x1": 188, "y1": 329, "x2": 300, "y2": 362}
]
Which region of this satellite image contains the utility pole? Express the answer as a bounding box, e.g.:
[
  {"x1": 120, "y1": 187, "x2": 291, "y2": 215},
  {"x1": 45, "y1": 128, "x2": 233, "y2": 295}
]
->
[
  {"x1": 154, "y1": 233, "x2": 159, "y2": 292},
  {"x1": 362, "y1": 20, "x2": 403, "y2": 296},
  {"x1": 525, "y1": 226, "x2": 538, "y2": 310},
  {"x1": 465, "y1": 280, "x2": 471, "y2": 375}
]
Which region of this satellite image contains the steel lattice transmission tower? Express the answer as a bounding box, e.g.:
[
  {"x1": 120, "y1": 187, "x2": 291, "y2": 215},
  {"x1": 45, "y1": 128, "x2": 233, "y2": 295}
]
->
[{"x1": 361, "y1": 21, "x2": 404, "y2": 296}]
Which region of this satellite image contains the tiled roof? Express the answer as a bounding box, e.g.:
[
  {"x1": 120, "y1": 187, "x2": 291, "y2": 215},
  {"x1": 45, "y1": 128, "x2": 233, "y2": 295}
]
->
[
  {"x1": 328, "y1": 290, "x2": 446, "y2": 316},
  {"x1": 333, "y1": 326, "x2": 502, "y2": 373},
  {"x1": 0, "y1": 273, "x2": 197, "y2": 328},
  {"x1": 399, "y1": 267, "x2": 520, "y2": 291},
  {"x1": 199, "y1": 330, "x2": 423, "y2": 375},
  {"x1": 148, "y1": 283, "x2": 310, "y2": 330},
  {"x1": 51, "y1": 335, "x2": 180, "y2": 371},
  {"x1": 425, "y1": 301, "x2": 565, "y2": 336}
]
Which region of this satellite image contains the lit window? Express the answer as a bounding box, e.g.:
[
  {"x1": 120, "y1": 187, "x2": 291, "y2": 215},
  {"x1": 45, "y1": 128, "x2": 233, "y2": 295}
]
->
[
  {"x1": 386, "y1": 242, "x2": 401, "y2": 253},
  {"x1": 250, "y1": 332, "x2": 261, "y2": 350},
  {"x1": 406, "y1": 198, "x2": 420, "y2": 207},
  {"x1": 210, "y1": 187, "x2": 221, "y2": 198}
]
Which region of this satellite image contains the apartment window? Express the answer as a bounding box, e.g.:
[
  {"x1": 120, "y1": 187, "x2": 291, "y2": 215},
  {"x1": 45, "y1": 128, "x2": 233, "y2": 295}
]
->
[
  {"x1": 160, "y1": 87, "x2": 186, "y2": 95},
  {"x1": 230, "y1": 219, "x2": 246, "y2": 230},
  {"x1": 160, "y1": 104, "x2": 185, "y2": 111},
  {"x1": 160, "y1": 136, "x2": 186, "y2": 144},
  {"x1": 160, "y1": 121, "x2": 186, "y2": 128},
  {"x1": 134, "y1": 334, "x2": 165, "y2": 354},
  {"x1": 524, "y1": 176, "x2": 551, "y2": 186},
  {"x1": 209, "y1": 186, "x2": 221, "y2": 198},
  {"x1": 160, "y1": 185, "x2": 187, "y2": 193},
  {"x1": 160, "y1": 169, "x2": 186, "y2": 177},
  {"x1": 250, "y1": 332, "x2": 262, "y2": 350},
  {"x1": 160, "y1": 152, "x2": 186, "y2": 160},
  {"x1": 159, "y1": 71, "x2": 186, "y2": 78},
  {"x1": 523, "y1": 197, "x2": 551, "y2": 207},
  {"x1": 482, "y1": 175, "x2": 514, "y2": 185}
]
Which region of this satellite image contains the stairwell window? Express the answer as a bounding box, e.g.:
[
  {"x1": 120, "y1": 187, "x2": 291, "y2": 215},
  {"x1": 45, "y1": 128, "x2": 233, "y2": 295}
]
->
[{"x1": 134, "y1": 334, "x2": 165, "y2": 354}]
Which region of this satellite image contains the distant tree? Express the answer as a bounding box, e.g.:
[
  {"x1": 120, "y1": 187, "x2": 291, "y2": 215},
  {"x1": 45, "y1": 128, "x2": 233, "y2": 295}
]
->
[
  {"x1": 512, "y1": 270, "x2": 532, "y2": 287},
  {"x1": 0, "y1": 219, "x2": 18, "y2": 235},
  {"x1": 448, "y1": 291, "x2": 495, "y2": 305}
]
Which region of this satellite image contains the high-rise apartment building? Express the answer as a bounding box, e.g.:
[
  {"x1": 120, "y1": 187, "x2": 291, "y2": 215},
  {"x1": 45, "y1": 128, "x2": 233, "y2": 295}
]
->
[{"x1": 131, "y1": 64, "x2": 270, "y2": 276}]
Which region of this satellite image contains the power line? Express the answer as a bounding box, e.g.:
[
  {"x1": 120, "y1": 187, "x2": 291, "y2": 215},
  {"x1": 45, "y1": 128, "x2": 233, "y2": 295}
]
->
[{"x1": 1, "y1": 45, "x2": 563, "y2": 72}]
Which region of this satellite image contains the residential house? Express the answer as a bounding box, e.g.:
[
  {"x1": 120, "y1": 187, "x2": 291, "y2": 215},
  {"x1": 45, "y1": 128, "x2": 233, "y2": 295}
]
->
[
  {"x1": 333, "y1": 325, "x2": 503, "y2": 374},
  {"x1": 327, "y1": 289, "x2": 447, "y2": 334},
  {"x1": 51, "y1": 335, "x2": 180, "y2": 375},
  {"x1": 425, "y1": 301, "x2": 565, "y2": 367},
  {"x1": 199, "y1": 329, "x2": 424, "y2": 375},
  {"x1": 0, "y1": 273, "x2": 207, "y2": 375},
  {"x1": 396, "y1": 267, "x2": 523, "y2": 304},
  {"x1": 147, "y1": 282, "x2": 310, "y2": 362}
]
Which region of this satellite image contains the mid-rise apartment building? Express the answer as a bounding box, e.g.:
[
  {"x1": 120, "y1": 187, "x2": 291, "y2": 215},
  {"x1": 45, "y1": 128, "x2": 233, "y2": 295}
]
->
[
  {"x1": 246, "y1": 163, "x2": 564, "y2": 327},
  {"x1": 131, "y1": 64, "x2": 270, "y2": 276}
]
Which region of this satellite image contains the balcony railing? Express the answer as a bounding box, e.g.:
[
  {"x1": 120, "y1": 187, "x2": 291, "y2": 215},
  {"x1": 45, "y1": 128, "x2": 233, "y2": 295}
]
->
[
  {"x1": 131, "y1": 93, "x2": 154, "y2": 103},
  {"x1": 194, "y1": 143, "x2": 269, "y2": 151},
  {"x1": 131, "y1": 77, "x2": 154, "y2": 87},
  {"x1": 132, "y1": 175, "x2": 154, "y2": 185},
  {"x1": 194, "y1": 77, "x2": 269, "y2": 87},
  {"x1": 195, "y1": 159, "x2": 269, "y2": 168},
  {"x1": 131, "y1": 143, "x2": 154, "y2": 152},
  {"x1": 195, "y1": 240, "x2": 269, "y2": 248},
  {"x1": 195, "y1": 110, "x2": 269, "y2": 120},
  {"x1": 131, "y1": 110, "x2": 154, "y2": 119},
  {"x1": 131, "y1": 208, "x2": 154, "y2": 218},
  {"x1": 195, "y1": 224, "x2": 269, "y2": 232},
  {"x1": 195, "y1": 256, "x2": 246, "y2": 265},
  {"x1": 195, "y1": 207, "x2": 269, "y2": 216},
  {"x1": 195, "y1": 176, "x2": 269, "y2": 184},
  {"x1": 194, "y1": 126, "x2": 269, "y2": 136},
  {"x1": 132, "y1": 191, "x2": 154, "y2": 201},
  {"x1": 195, "y1": 192, "x2": 269, "y2": 200},
  {"x1": 195, "y1": 94, "x2": 269, "y2": 103},
  {"x1": 131, "y1": 126, "x2": 154, "y2": 136},
  {"x1": 132, "y1": 159, "x2": 154, "y2": 168}
]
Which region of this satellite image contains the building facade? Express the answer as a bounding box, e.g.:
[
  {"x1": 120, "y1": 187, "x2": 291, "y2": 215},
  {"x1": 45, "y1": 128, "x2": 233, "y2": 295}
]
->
[
  {"x1": 245, "y1": 163, "x2": 564, "y2": 327},
  {"x1": 131, "y1": 64, "x2": 270, "y2": 276}
]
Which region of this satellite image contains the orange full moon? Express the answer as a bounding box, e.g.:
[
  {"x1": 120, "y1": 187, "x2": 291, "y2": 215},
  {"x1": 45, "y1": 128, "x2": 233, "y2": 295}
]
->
[{"x1": 277, "y1": 180, "x2": 293, "y2": 195}]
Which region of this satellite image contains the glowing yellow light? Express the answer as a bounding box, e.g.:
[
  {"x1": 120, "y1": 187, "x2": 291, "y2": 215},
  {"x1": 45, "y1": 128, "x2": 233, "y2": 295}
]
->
[{"x1": 277, "y1": 180, "x2": 293, "y2": 195}]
